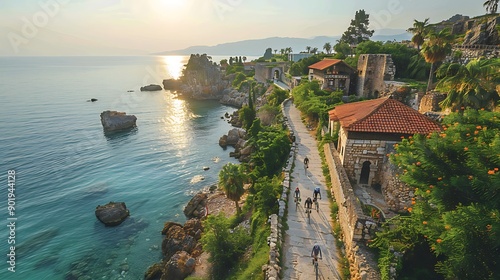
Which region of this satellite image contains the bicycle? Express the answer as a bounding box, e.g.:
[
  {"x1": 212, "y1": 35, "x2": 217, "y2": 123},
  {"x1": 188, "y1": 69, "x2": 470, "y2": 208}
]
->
[
  {"x1": 306, "y1": 206, "x2": 311, "y2": 223},
  {"x1": 314, "y1": 198, "x2": 319, "y2": 212},
  {"x1": 312, "y1": 256, "x2": 321, "y2": 280},
  {"x1": 294, "y1": 196, "x2": 301, "y2": 210}
]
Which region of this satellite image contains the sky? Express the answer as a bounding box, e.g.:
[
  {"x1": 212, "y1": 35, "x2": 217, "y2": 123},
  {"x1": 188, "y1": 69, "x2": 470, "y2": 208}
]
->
[{"x1": 0, "y1": 0, "x2": 487, "y2": 56}]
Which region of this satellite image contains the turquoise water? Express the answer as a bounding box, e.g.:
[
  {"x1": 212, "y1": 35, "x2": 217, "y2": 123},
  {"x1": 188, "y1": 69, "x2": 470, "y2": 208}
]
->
[{"x1": 0, "y1": 56, "x2": 243, "y2": 279}]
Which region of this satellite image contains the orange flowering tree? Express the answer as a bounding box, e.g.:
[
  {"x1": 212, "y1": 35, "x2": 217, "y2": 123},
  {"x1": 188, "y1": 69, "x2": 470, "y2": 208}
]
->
[{"x1": 372, "y1": 109, "x2": 500, "y2": 279}]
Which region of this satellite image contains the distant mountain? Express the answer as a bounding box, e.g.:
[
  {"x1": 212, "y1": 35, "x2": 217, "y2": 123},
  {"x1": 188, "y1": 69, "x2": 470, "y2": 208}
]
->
[{"x1": 154, "y1": 30, "x2": 411, "y2": 56}]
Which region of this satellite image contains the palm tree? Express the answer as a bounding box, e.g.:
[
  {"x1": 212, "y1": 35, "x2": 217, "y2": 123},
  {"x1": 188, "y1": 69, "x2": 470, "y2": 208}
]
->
[
  {"x1": 286, "y1": 47, "x2": 293, "y2": 55},
  {"x1": 407, "y1": 18, "x2": 430, "y2": 51},
  {"x1": 274, "y1": 49, "x2": 277, "y2": 54},
  {"x1": 218, "y1": 163, "x2": 246, "y2": 214},
  {"x1": 421, "y1": 28, "x2": 454, "y2": 92},
  {"x1": 242, "y1": 56, "x2": 247, "y2": 63},
  {"x1": 311, "y1": 47, "x2": 318, "y2": 54},
  {"x1": 305, "y1": 46, "x2": 311, "y2": 53},
  {"x1": 323, "y1": 42, "x2": 332, "y2": 54},
  {"x1": 436, "y1": 58, "x2": 500, "y2": 110},
  {"x1": 484, "y1": 0, "x2": 499, "y2": 14}
]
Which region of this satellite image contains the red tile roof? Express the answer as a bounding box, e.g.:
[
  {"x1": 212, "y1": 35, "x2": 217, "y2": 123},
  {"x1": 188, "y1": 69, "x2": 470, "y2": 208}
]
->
[
  {"x1": 308, "y1": 59, "x2": 343, "y2": 70},
  {"x1": 329, "y1": 98, "x2": 442, "y2": 134}
]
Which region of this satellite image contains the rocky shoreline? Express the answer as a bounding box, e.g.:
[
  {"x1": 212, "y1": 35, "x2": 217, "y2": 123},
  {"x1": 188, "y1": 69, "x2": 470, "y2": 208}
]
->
[{"x1": 144, "y1": 186, "x2": 237, "y2": 280}]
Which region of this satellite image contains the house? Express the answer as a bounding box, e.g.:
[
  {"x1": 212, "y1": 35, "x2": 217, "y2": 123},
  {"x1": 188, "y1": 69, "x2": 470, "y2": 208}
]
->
[
  {"x1": 308, "y1": 59, "x2": 356, "y2": 94},
  {"x1": 328, "y1": 97, "x2": 441, "y2": 186}
]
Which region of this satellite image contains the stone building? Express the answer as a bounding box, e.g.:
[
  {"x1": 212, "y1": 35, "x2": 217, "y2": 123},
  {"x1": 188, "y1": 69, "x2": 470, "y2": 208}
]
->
[
  {"x1": 328, "y1": 97, "x2": 441, "y2": 186},
  {"x1": 356, "y1": 54, "x2": 396, "y2": 98},
  {"x1": 254, "y1": 62, "x2": 288, "y2": 84},
  {"x1": 308, "y1": 59, "x2": 356, "y2": 95}
]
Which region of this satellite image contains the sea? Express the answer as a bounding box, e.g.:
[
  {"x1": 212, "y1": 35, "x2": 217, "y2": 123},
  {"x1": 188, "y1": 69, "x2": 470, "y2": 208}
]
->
[{"x1": 0, "y1": 55, "x2": 255, "y2": 279}]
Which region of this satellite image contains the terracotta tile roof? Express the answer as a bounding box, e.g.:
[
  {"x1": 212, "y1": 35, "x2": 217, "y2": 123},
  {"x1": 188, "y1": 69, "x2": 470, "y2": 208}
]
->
[
  {"x1": 329, "y1": 98, "x2": 442, "y2": 134},
  {"x1": 308, "y1": 59, "x2": 342, "y2": 70}
]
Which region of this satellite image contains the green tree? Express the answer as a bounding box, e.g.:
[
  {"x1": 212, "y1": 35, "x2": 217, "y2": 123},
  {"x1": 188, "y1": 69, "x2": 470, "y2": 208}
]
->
[
  {"x1": 218, "y1": 163, "x2": 246, "y2": 214},
  {"x1": 250, "y1": 128, "x2": 291, "y2": 177},
  {"x1": 267, "y1": 85, "x2": 289, "y2": 107},
  {"x1": 339, "y1": 9, "x2": 374, "y2": 45},
  {"x1": 323, "y1": 42, "x2": 332, "y2": 54},
  {"x1": 201, "y1": 213, "x2": 252, "y2": 278},
  {"x1": 288, "y1": 54, "x2": 322, "y2": 76},
  {"x1": 407, "y1": 18, "x2": 430, "y2": 51},
  {"x1": 484, "y1": 0, "x2": 499, "y2": 14},
  {"x1": 436, "y1": 58, "x2": 500, "y2": 110},
  {"x1": 232, "y1": 72, "x2": 246, "y2": 87},
  {"x1": 374, "y1": 109, "x2": 500, "y2": 279},
  {"x1": 333, "y1": 41, "x2": 352, "y2": 58},
  {"x1": 421, "y1": 28, "x2": 453, "y2": 92},
  {"x1": 306, "y1": 46, "x2": 311, "y2": 53}
]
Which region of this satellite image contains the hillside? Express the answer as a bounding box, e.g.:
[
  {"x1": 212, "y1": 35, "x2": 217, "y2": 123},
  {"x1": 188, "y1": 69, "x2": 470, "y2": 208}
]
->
[{"x1": 154, "y1": 31, "x2": 411, "y2": 56}]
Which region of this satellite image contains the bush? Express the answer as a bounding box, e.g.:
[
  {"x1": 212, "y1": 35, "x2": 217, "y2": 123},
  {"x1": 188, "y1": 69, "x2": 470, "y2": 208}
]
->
[{"x1": 201, "y1": 213, "x2": 252, "y2": 278}]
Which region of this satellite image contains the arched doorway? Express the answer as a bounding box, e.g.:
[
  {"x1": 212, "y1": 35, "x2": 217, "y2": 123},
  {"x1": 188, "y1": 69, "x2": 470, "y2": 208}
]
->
[
  {"x1": 359, "y1": 161, "x2": 371, "y2": 184},
  {"x1": 273, "y1": 69, "x2": 280, "y2": 80}
]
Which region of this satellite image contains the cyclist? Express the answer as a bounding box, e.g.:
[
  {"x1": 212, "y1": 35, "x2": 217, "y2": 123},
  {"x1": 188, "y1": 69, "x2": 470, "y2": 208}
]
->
[
  {"x1": 304, "y1": 197, "x2": 313, "y2": 210},
  {"x1": 311, "y1": 243, "x2": 322, "y2": 264},
  {"x1": 313, "y1": 197, "x2": 319, "y2": 211},
  {"x1": 304, "y1": 156, "x2": 309, "y2": 168},
  {"x1": 313, "y1": 186, "x2": 322, "y2": 200},
  {"x1": 294, "y1": 187, "x2": 301, "y2": 200}
]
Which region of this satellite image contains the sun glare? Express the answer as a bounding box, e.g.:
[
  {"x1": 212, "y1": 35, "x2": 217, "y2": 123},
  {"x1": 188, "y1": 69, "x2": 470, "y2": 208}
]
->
[
  {"x1": 162, "y1": 56, "x2": 185, "y2": 80},
  {"x1": 157, "y1": 0, "x2": 186, "y2": 9}
]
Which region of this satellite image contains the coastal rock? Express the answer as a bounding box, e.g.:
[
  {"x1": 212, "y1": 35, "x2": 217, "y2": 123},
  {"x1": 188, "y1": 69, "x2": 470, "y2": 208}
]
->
[
  {"x1": 226, "y1": 128, "x2": 247, "y2": 146},
  {"x1": 163, "y1": 251, "x2": 196, "y2": 280},
  {"x1": 140, "y1": 84, "x2": 163, "y2": 91},
  {"x1": 183, "y1": 192, "x2": 208, "y2": 219},
  {"x1": 100, "y1": 111, "x2": 137, "y2": 132},
  {"x1": 219, "y1": 88, "x2": 248, "y2": 108},
  {"x1": 144, "y1": 263, "x2": 163, "y2": 280},
  {"x1": 95, "y1": 202, "x2": 130, "y2": 226},
  {"x1": 176, "y1": 54, "x2": 231, "y2": 99},
  {"x1": 218, "y1": 134, "x2": 228, "y2": 148},
  {"x1": 161, "y1": 223, "x2": 198, "y2": 260},
  {"x1": 162, "y1": 79, "x2": 182, "y2": 90}
]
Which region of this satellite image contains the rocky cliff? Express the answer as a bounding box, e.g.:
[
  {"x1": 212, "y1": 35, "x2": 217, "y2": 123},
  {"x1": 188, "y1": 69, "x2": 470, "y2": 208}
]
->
[
  {"x1": 171, "y1": 54, "x2": 231, "y2": 99},
  {"x1": 163, "y1": 54, "x2": 250, "y2": 107}
]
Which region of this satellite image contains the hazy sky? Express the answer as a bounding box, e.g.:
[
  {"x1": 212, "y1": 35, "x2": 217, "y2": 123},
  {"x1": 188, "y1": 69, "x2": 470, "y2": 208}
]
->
[{"x1": 0, "y1": 0, "x2": 486, "y2": 56}]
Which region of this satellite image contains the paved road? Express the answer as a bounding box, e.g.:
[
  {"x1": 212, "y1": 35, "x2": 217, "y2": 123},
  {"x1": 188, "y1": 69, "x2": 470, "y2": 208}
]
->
[{"x1": 282, "y1": 101, "x2": 341, "y2": 280}]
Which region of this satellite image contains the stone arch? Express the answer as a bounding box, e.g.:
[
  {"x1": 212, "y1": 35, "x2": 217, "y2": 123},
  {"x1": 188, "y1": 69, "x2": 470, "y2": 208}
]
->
[
  {"x1": 359, "y1": 161, "x2": 371, "y2": 185},
  {"x1": 271, "y1": 67, "x2": 282, "y2": 80}
]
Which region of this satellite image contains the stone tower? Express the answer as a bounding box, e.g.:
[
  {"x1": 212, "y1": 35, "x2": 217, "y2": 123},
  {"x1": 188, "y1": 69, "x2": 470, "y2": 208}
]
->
[{"x1": 356, "y1": 54, "x2": 396, "y2": 98}]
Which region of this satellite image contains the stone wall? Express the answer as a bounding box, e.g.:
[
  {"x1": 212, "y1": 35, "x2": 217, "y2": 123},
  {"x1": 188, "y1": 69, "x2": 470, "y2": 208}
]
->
[
  {"x1": 379, "y1": 161, "x2": 413, "y2": 213},
  {"x1": 255, "y1": 62, "x2": 288, "y2": 84},
  {"x1": 418, "y1": 92, "x2": 446, "y2": 113},
  {"x1": 324, "y1": 143, "x2": 380, "y2": 280},
  {"x1": 263, "y1": 99, "x2": 296, "y2": 280},
  {"x1": 341, "y1": 137, "x2": 390, "y2": 186},
  {"x1": 356, "y1": 54, "x2": 395, "y2": 98},
  {"x1": 450, "y1": 45, "x2": 500, "y2": 64}
]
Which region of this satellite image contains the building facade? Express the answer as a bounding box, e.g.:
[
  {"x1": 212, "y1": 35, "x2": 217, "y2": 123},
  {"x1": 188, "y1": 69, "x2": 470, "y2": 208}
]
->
[
  {"x1": 308, "y1": 59, "x2": 356, "y2": 95},
  {"x1": 329, "y1": 98, "x2": 441, "y2": 186}
]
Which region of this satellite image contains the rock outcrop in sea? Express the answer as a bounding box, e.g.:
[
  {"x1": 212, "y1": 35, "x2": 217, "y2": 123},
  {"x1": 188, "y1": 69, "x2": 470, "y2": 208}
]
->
[
  {"x1": 140, "y1": 84, "x2": 163, "y2": 91},
  {"x1": 100, "y1": 110, "x2": 137, "y2": 132},
  {"x1": 162, "y1": 54, "x2": 249, "y2": 107},
  {"x1": 95, "y1": 202, "x2": 130, "y2": 226}
]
